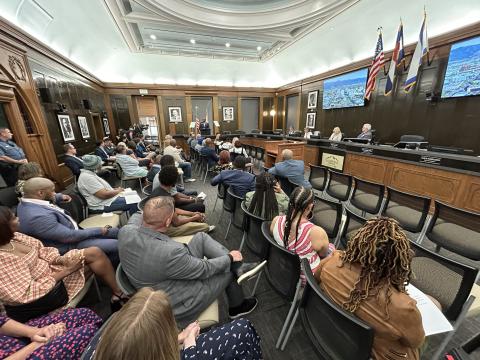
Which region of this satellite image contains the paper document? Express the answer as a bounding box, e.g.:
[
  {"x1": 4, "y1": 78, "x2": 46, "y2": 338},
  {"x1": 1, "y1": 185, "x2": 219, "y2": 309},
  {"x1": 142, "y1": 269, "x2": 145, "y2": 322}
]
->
[
  {"x1": 197, "y1": 192, "x2": 207, "y2": 200},
  {"x1": 121, "y1": 188, "x2": 138, "y2": 196},
  {"x1": 125, "y1": 194, "x2": 141, "y2": 204},
  {"x1": 407, "y1": 284, "x2": 453, "y2": 336}
]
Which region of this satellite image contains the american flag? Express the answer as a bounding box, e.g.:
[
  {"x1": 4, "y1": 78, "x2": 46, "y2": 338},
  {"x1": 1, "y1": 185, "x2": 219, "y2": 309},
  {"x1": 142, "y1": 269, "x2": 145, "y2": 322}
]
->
[
  {"x1": 195, "y1": 117, "x2": 200, "y2": 131},
  {"x1": 365, "y1": 31, "x2": 384, "y2": 101}
]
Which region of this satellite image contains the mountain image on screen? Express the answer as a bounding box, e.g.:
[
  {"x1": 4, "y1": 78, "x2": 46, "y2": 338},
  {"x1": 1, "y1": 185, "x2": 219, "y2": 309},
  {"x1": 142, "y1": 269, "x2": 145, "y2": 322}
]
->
[
  {"x1": 323, "y1": 68, "x2": 368, "y2": 109},
  {"x1": 441, "y1": 36, "x2": 480, "y2": 98}
]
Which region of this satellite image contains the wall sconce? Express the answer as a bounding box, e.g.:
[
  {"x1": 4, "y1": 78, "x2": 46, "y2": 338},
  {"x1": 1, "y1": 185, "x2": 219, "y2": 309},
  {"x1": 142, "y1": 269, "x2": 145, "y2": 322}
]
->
[
  {"x1": 262, "y1": 111, "x2": 268, "y2": 116},
  {"x1": 270, "y1": 109, "x2": 276, "y2": 117},
  {"x1": 56, "y1": 102, "x2": 67, "y2": 112}
]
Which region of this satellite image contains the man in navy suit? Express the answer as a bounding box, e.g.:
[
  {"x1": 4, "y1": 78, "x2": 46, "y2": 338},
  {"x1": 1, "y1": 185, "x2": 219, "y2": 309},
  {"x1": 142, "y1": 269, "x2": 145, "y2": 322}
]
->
[
  {"x1": 63, "y1": 143, "x2": 84, "y2": 178},
  {"x1": 200, "y1": 119, "x2": 210, "y2": 135},
  {"x1": 268, "y1": 149, "x2": 311, "y2": 188},
  {"x1": 17, "y1": 177, "x2": 119, "y2": 261},
  {"x1": 95, "y1": 139, "x2": 116, "y2": 163},
  {"x1": 200, "y1": 138, "x2": 219, "y2": 166},
  {"x1": 211, "y1": 156, "x2": 255, "y2": 197}
]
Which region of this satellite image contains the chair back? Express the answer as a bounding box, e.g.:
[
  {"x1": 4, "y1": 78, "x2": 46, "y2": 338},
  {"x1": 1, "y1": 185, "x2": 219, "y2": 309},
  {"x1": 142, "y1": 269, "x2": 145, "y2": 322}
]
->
[
  {"x1": 325, "y1": 170, "x2": 352, "y2": 202},
  {"x1": 426, "y1": 201, "x2": 480, "y2": 261},
  {"x1": 308, "y1": 164, "x2": 328, "y2": 192},
  {"x1": 227, "y1": 187, "x2": 244, "y2": 229},
  {"x1": 0, "y1": 186, "x2": 19, "y2": 208},
  {"x1": 339, "y1": 208, "x2": 367, "y2": 249},
  {"x1": 400, "y1": 134, "x2": 425, "y2": 142},
  {"x1": 350, "y1": 177, "x2": 385, "y2": 214},
  {"x1": 241, "y1": 203, "x2": 269, "y2": 259},
  {"x1": 199, "y1": 155, "x2": 208, "y2": 172},
  {"x1": 217, "y1": 183, "x2": 228, "y2": 200},
  {"x1": 299, "y1": 258, "x2": 374, "y2": 360},
  {"x1": 58, "y1": 193, "x2": 85, "y2": 223},
  {"x1": 410, "y1": 241, "x2": 478, "y2": 321},
  {"x1": 223, "y1": 186, "x2": 236, "y2": 213},
  {"x1": 276, "y1": 175, "x2": 296, "y2": 197},
  {"x1": 311, "y1": 196, "x2": 342, "y2": 240},
  {"x1": 115, "y1": 263, "x2": 137, "y2": 296},
  {"x1": 263, "y1": 224, "x2": 301, "y2": 302},
  {"x1": 249, "y1": 146, "x2": 257, "y2": 158},
  {"x1": 382, "y1": 187, "x2": 431, "y2": 233},
  {"x1": 255, "y1": 147, "x2": 264, "y2": 161}
]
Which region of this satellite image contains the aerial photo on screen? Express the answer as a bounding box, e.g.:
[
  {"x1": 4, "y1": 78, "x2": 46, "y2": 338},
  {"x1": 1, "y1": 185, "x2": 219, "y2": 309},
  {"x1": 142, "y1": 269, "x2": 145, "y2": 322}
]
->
[
  {"x1": 322, "y1": 68, "x2": 368, "y2": 109},
  {"x1": 441, "y1": 36, "x2": 480, "y2": 98}
]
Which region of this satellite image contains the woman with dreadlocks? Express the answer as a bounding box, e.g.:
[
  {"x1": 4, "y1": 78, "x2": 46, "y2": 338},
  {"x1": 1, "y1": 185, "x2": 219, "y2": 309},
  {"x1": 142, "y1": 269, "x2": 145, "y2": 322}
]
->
[
  {"x1": 270, "y1": 186, "x2": 332, "y2": 283},
  {"x1": 315, "y1": 217, "x2": 425, "y2": 360},
  {"x1": 245, "y1": 172, "x2": 289, "y2": 220}
]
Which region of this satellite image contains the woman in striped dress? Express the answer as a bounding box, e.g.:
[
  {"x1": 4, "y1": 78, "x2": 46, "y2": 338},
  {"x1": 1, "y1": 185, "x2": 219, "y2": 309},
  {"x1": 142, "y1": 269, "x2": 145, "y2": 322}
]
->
[{"x1": 270, "y1": 186, "x2": 334, "y2": 284}]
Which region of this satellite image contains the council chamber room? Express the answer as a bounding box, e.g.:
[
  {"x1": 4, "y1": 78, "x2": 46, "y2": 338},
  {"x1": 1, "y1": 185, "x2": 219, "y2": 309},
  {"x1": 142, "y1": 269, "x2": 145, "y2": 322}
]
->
[{"x1": 0, "y1": 0, "x2": 479, "y2": 359}]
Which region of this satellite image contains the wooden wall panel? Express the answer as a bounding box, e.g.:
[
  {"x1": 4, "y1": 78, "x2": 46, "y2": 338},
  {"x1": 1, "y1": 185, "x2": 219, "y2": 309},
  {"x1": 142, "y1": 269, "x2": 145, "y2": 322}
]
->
[
  {"x1": 162, "y1": 96, "x2": 187, "y2": 135},
  {"x1": 304, "y1": 145, "x2": 319, "y2": 168},
  {"x1": 218, "y1": 96, "x2": 238, "y2": 133},
  {"x1": 109, "y1": 95, "x2": 131, "y2": 130},
  {"x1": 344, "y1": 154, "x2": 388, "y2": 184}
]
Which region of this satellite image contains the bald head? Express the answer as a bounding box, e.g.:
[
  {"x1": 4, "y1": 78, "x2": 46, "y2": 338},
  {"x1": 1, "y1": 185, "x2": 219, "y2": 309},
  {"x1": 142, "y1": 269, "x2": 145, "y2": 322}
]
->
[
  {"x1": 142, "y1": 196, "x2": 175, "y2": 231},
  {"x1": 281, "y1": 149, "x2": 293, "y2": 161},
  {"x1": 23, "y1": 177, "x2": 55, "y2": 200},
  {"x1": 169, "y1": 139, "x2": 176, "y2": 147}
]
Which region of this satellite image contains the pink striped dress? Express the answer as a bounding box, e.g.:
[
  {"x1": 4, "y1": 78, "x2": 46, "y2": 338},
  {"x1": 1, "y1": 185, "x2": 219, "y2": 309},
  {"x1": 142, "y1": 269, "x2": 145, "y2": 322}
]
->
[{"x1": 272, "y1": 215, "x2": 321, "y2": 285}]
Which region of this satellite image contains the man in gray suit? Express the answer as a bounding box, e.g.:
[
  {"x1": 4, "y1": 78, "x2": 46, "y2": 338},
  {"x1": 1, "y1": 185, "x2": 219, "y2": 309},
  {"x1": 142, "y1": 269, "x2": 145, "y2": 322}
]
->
[
  {"x1": 357, "y1": 123, "x2": 372, "y2": 140},
  {"x1": 118, "y1": 196, "x2": 264, "y2": 327}
]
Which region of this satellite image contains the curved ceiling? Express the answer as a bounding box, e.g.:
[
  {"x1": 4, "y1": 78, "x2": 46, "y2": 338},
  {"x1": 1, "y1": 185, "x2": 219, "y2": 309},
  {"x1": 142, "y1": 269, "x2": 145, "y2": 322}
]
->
[{"x1": 0, "y1": 0, "x2": 479, "y2": 87}]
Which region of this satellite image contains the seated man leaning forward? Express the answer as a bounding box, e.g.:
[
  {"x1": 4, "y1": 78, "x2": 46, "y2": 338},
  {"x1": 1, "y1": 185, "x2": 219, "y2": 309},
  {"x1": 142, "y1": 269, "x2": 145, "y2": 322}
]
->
[
  {"x1": 78, "y1": 155, "x2": 138, "y2": 215},
  {"x1": 149, "y1": 166, "x2": 209, "y2": 236},
  {"x1": 16, "y1": 177, "x2": 119, "y2": 262},
  {"x1": 268, "y1": 149, "x2": 311, "y2": 188},
  {"x1": 119, "y1": 196, "x2": 265, "y2": 327},
  {"x1": 211, "y1": 156, "x2": 255, "y2": 198}
]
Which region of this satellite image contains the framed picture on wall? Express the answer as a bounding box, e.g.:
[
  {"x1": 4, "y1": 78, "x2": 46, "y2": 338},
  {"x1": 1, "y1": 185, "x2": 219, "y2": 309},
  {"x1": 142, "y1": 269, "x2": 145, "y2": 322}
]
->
[
  {"x1": 222, "y1": 106, "x2": 234, "y2": 121},
  {"x1": 306, "y1": 112, "x2": 316, "y2": 129},
  {"x1": 57, "y1": 114, "x2": 75, "y2": 142},
  {"x1": 77, "y1": 116, "x2": 90, "y2": 139},
  {"x1": 168, "y1": 107, "x2": 182, "y2": 123},
  {"x1": 307, "y1": 91, "x2": 318, "y2": 109},
  {"x1": 102, "y1": 117, "x2": 111, "y2": 135}
]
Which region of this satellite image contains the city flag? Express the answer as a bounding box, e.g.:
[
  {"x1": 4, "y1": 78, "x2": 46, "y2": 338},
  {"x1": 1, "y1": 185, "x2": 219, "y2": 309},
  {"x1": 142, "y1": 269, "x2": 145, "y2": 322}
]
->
[
  {"x1": 385, "y1": 22, "x2": 405, "y2": 95},
  {"x1": 195, "y1": 117, "x2": 200, "y2": 131},
  {"x1": 365, "y1": 31, "x2": 385, "y2": 101},
  {"x1": 405, "y1": 13, "x2": 429, "y2": 92}
]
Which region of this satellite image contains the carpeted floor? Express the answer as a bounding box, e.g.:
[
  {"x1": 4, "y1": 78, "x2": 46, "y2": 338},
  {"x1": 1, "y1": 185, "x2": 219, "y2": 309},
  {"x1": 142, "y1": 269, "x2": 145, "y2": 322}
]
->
[{"x1": 79, "y1": 166, "x2": 480, "y2": 360}]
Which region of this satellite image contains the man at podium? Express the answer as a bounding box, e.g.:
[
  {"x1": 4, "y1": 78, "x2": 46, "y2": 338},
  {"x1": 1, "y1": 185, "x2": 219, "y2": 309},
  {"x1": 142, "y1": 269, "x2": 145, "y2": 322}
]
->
[{"x1": 200, "y1": 119, "x2": 210, "y2": 135}]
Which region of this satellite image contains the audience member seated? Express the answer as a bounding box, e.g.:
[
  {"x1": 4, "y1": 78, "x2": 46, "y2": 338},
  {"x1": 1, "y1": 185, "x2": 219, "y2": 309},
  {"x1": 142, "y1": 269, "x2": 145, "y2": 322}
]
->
[
  {"x1": 211, "y1": 156, "x2": 255, "y2": 197},
  {"x1": 119, "y1": 197, "x2": 262, "y2": 327},
  {"x1": 134, "y1": 135, "x2": 152, "y2": 158},
  {"x1": 149, "y1": 166, "x2": 209, "y2": 235},
  {"x1": 164, "y1": 135, "x2": 172, "y2": 149},
  {"x1": 0, "y1": 127, "x2": 28, "y2": 186},
  {"x1": 245, "y1": 172, "x2": 289, "y2": 220},
  {"x1": 164, "y1": 139, "x2": 195, "y2": 182},
  {"x1": 78, "y1": 155, "x2": 138, "y2": 215},
  {"x1": 103, "y1": 137, "x2": 115, "y2": 156},
  {"x1": 64, "y1": 143, "x2": 84, "y2": 178},
  {"x1": 357, "y1": 123, "x2": 372, "y2": 140},
  {"x1": 17, "y1": 178, "x2": 119, "y2": 262},
  {"x1": 127, "y1": 141, "x2": 152, "y2": 167},
  {"x1": 268, "y1": 149, "x2": 311, "y2": 188},
  {"x1": 229, "y1": 140, "x2": 248, "y2": 161},
  {"x1": 194, "y1": 135, "x2": 204, "y2": 152},
  {"x1": 87, "y1": 288, "x2": 262, "y2": 360},
  {"x1": 116, "y1": 144, "x2": 148, "y2": 178},
  {"x1": 213, "y1": 150, "x2": 233, "y2": 174},
  {"x1": 187, "y1": 132, "x2": 196, "y2": 147},
  {"x1": 214, "y1": 133, "x2": 223, "y2": 147},
  {"x1": 95, "y1": 140, "x2": 115, "y2": 164},
  {"x1": 315, "y1": 217, "x2": 427, "y2": 360},
  {"x1": 304, "y1": 127, "x2": 313, "y2": 139},
  {"x1": 220, "y1": 137, "x2": 233, "y2": 150},
  {"x1": 15, "y1": 162, "x2": 71, "y2": 206},
  {"x1": 0, "y1": 206, "x2": 126, "y2": 322},
  {"x1": 152, "y1": 155, "x2": 196, "y2": 196},
  {"x1": 0, "y1": 307, "x2": 101, "y2": 360},
  {"x1": 200, "y1": 138, "x2": 219, "y2": 167},
  {"x1": 146, "y1": 154, "x2": 161, "y2": 183},
  {"x1": 270, "y1": 187, "x2": 333, "y2": 284},
  {"x1": 329, "y1": 126, "x2": 343, "y2": 141}
]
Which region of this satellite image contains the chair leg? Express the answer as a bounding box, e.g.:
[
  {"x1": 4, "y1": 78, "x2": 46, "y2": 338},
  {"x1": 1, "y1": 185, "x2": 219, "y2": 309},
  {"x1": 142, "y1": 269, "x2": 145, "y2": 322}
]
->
[
  {"x1": 203, "y1": 168, "x2": 209, "y2": 184},
  {"x1": 250, "y1": 270, "x2": 263, "y2": 297},
  {"x1": 281, "y1": 308, "x2": 300, "y2": 351},
  {"x1": 213, "y1": 196, "x2": 219, "y2": 212},
  {"x1": 224, "y1": 217, "x2": 232, "y2": 241},
  {"x1": 218, "y1": 208, "x2": 225, "y2": 224},
  {"x1": 239, "y1": 231, "x2": 246, "y2": 251},
  {"x1": 93, "y1": 276, "x2": 102, "y2": 301},
  {"x1": 275, "y1": 280, "x2": 302, "y2": 349}
]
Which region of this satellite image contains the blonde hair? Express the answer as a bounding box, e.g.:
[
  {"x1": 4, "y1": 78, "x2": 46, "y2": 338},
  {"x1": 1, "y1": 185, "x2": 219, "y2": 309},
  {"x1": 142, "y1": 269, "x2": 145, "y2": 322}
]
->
[{"x1": 95, "y1": 288, "x2": 179, "y2": 360}]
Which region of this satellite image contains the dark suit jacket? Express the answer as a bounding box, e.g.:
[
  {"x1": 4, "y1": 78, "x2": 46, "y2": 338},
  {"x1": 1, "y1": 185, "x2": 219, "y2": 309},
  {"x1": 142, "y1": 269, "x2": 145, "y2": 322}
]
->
[
  {"x1": 95, "y1": 147, "x2": 110, "y2": 162},
  {"x1": 357, "y1": 131, "x2": 372, "y2": 140},
  {"x1": 200, "y1": 146, "x2": 219, "y2": 166},
  {"x1": 200, "y1": 122, "x2": 210, "y2": 130},
  {"x1": 64, "y1": 155, "x2": 84, "y2": 177},
  {"x1": 211, "y1": 169, "x2": 255, "y2": 197}
]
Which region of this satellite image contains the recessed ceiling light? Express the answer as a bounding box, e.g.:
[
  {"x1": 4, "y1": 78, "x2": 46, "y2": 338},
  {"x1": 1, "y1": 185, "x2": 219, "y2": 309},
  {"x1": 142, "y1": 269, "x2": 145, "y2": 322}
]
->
[
  {"x1": 190, "y1": 39, "x2": 196, "y2": 44},
  {"x1": 225, "y1": 42, "x2": 231, "y2": 48},
  {"x1": 257, "y1": 46, "x2": 262, "y2": 51},
  {"x1": 277, "y1": 47, "x2": 281, "y2": 51},
  {"x1": 150, "y1": 34, "x2": 157, "y2": 40}
]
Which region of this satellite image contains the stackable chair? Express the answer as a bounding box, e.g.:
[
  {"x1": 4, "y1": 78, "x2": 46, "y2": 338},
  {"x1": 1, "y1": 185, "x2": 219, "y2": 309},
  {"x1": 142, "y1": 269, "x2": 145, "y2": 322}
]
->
[
  {"x1": 212, "y1": 183, "x2": 228, "y2": 212},
  {"x1": 116, "y1": 163, "x2": 144, "y2": 192},
  {"x1": 325, "y1": 170, "x2": 353, "y2": 203},
  {"x1": 349, "y1": 177, "x2": 385, "y2": 217},
  {"x1": 223, "y1": 188, "x2": 244, "y2": 241},
  {"x1": 308, "y1": 164, "x2": 329, "y2": 197},
  {"x1": 336, "y1": 207, "x2": 367, "y2": 249},
  {"x1": 310, "y1": 196, "x2": 343, "y2": 243}
]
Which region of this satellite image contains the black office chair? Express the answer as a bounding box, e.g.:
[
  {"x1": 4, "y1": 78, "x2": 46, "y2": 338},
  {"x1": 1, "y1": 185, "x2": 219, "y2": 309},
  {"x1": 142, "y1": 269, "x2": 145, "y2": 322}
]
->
[
  {"x1": 275, "y1": 175, "x2": 296, "y2": 197},
  {"x1": 311, "y1": 196, "x2": 343, "y2": 242},
  {"x1": 0, "y1": 186, "x2": 19, "y2": 208},
  {"x1": 381, "y1": 187, "x2": 431, "y2": 235},
  {"x1": 336, "y1": 207, "x2": 367, "y2": 249},
  {"x1": 212, "y1": 183, "x2": 228, "y2": 213},
  {"x1": 308, "y1": 164, "x2": 329, "y2": 195},
  {"x1": 262, "y1": 222, "x2": 302, "y2": 350},
  {"x1": 292, "y1": 258, "x2": 374, "y2": 359},
  {"x1": 223, "y1": 188, "x2": 244, "y2": 241},
  {"x1": 350, "y1": 177, "x2": 385, "y2": 216},
  {"x1": 325, "y1": 170, "x2": 353, "y2": 202},
  {"x1": 255, "y1": 147, "x2": 265, "y2": 167},
  {"x1": 409, "y1": 240, "x2": 478, "y2": 359}
]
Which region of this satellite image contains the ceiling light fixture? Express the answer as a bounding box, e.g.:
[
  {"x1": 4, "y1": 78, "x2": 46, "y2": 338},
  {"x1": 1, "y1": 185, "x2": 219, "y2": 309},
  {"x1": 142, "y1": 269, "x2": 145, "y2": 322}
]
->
[
  {"x1": 257, "y1": 46, "x2": 262, "y2": 51},
  {"x1": 190, "y1": 39, "x2": 196, "y2": 44},
  {"x1": 225, "y1": 42, "x2": 231, "y2": 48},
  {"x1": 150, "y1": 34, "x2": 157, "y2": 40},
  {"x1": 270, "y1": 109, "x2": 276, "y2": 117}
]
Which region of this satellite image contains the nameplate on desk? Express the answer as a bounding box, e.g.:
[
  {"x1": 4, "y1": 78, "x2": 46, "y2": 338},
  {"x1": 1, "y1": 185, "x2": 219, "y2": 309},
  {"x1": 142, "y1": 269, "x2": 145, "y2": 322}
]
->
[
  {"x1": 321, "y1": 152, "x2": 345, "y2": 171},
  {"x1": 420, "y1": 156, "x2": 442, "y2": 165}
]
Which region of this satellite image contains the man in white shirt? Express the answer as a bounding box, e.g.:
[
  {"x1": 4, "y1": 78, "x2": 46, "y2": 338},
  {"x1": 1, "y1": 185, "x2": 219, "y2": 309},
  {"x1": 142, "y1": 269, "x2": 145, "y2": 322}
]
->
[
  {"x1": 163, "y1": 139, "x2": 195, "y2": 182},
  {"x1": 78, "y1": 155, "x2": 138, "y2": 215}
]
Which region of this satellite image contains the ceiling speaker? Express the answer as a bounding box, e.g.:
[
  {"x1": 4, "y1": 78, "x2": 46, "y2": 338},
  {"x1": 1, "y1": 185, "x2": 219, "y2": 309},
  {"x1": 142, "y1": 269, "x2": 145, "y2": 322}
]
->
[{"x1": 82, "y1": 99, "x2": 92, "y2": 110}]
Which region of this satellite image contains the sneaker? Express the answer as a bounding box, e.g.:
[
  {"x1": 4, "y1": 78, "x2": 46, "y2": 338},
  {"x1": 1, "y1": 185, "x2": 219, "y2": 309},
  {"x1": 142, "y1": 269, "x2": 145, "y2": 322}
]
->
[
  {"x1": 234, "y1": 260, "x2": 267, "y2": 285},
  {"x1": 229, "y1": 297, "x2": 258, "y2": 319},
  {"x1": 185, "y1": 178, "x2": 196, "y2": 182},
  {"x1": 207, "y1": 225, "x2": 216, "y2": 233}
]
